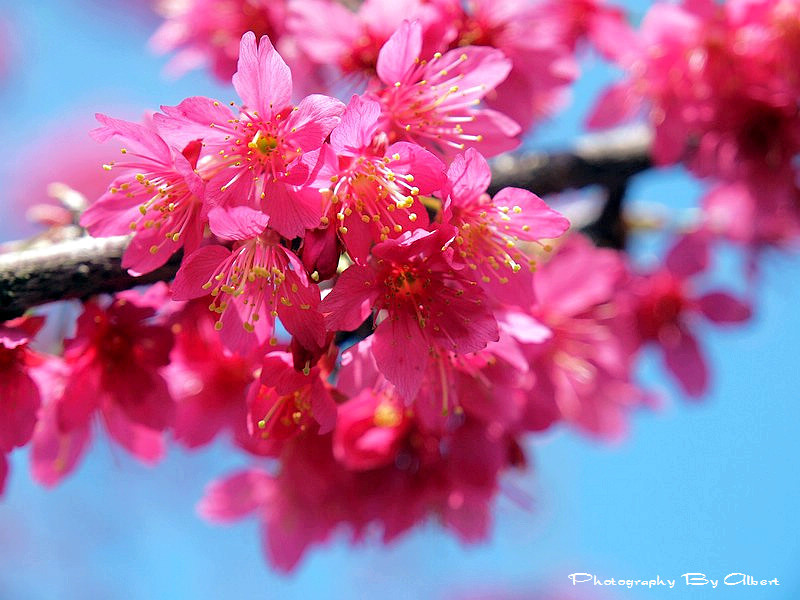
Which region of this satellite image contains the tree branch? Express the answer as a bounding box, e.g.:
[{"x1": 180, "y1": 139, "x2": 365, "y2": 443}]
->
[{"x1": 0, "y1": 126, "x2": 653, "y2": 320}]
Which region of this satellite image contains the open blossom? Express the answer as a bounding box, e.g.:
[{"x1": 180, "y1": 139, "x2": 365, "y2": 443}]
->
[
  {"x1": 151, "y1": 0, "x2": 289, "y2": 81},
  {"x1": 442, "y1": 148, "x2": 570, "y2": 305},
  {"x1": 631, "y1": 232, "x2": 752, "y2": 397},
  {"x1": 156, "y1": 32, "x2": 344, "y2": 239},
  {"x1": 54, "y1": 286, "x2": 175, "y2": 466},
  {"x1": 371, "y1": 20, "x2": 520, "y2": 160},
  {"x1": 166, "y1": 301, "x2": 259, "y2": 449},
  {"x1": 508, "y1": 235, "x2": 643, "y2": 439},
  {"x1": 303, "y1": 94, "x2": 445, "y2": 264},
  {"x1": 80, "y1": 114, "x2": 206, "y2": 276},
  {"x1": 245, "y1": 350, "x2": 337, "y2": 455},
  {"x1": 172, "y1": 208, "x2": 324, "y2": 353},
  {"x1": 321, "y1": 228, "x2": 499, "y2": 399}
]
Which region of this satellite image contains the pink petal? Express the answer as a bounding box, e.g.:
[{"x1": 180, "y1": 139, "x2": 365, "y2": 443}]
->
[
  {"x1": 697, "y1": 292, "x2": 752, "y2": 324},
  {"x1": 662, "y1": 328, "x2": 708, "y2": 398},
  {"x1": 0, "y1": 369, "x2": 40, "y2": 451},
  {"x1": 320, "y1": 265, "x2": 379, "y2": 331},
  {"x1": 102, "y1": 404, "x2": 165, "y2": 464},
  {"x1": 155, "y1": 96, "x2": 233, "y2": 148},
  {"x1": 284, "y1": 94, "x2": 345, "y2": 153},
  {"x1": 30, "y1": 410, "x2": 91, "y2": 488},
  {"x1": 665, "y1": 232, "x2": 710, "y2": 279},
  {"x1": 330, "y1": 94, "x2": 382, "y2": 155},
  {"x1": 91, "y1": 114, "x2": 171, "y2": 165},
  {"x1": 172, "y1": 245, "x2": 232, "y2": 300},
  {"x1": 261, "y1": 180, "x2": 322, "y2": 239},
  {"x1": 444, "y1": 148, "x2": 491, "y2": 207},
  {"x1": 376, "y1": 20, "x2": 422, "y2": 84},
  {"x1": 233, "y1": 32, "x2": 292, "y2": 115},
  {"x1": 586, "y1": 81, "x2": 641, "y2": 129},
  {"x1": 198, "y1": 469, "x2": 273, "y2": 522},
  {"x1": 372, "y1": 314, "x2": 429, "y2": 399},
  {"x1": 492, "y1": 187, "x2": 571, "y2": 239},
  {"x1": 208, "y1": 206, "x2": 269, "y2": 241}
]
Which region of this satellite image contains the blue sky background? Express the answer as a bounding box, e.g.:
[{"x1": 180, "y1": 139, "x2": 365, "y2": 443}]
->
[{"x1": 0, "y1": 1, "x2": 798, "y2": 598}]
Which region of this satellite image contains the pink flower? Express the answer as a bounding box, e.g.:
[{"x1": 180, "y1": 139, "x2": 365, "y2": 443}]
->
[
  {"x1": 444, "y1": 0, "x2": 580, "y2": 131},
  {"x1": 303, "y1": 94, "x2": 445, "y2": 264},
  {"x1": 321, "y1": 228, "x2": 499, "y2": 399},
  {"x1": 333, "y1": 388, "x2": 410, "y2": 471},
  {"x1": 171, "y1": 210, "x2": 324, "y2": 353},
  {"x1": 0, "y1": 316, "x2": 45, "y2": 455},
  {"x1": 589, "y1": 0, "x2": 800, "y2": 192},
  {"x1": 372, "y1": 20, "x2": 520, "y2": 160},
  {"x1": 151, "y1": 0, "x2": 289, "y2": 81},
  {"x1": 511, "y1": 235, "x2": 644, "y2": 439},
  {"x1": 80, "y1": 114, "x2": 206, "y2": 276},
  {"x1": 156, "y1": 32, "x2": 344, "y2": 239},
  {"x1": 632, "y1": 232, "x2": 752, "y2": 397},
  {"x1": 165, "y1": 301, "x2": 259, "y2": 449},
  {"x1": 442, "y1": 148, "x2": 570, "y2": 305},
  {"x1": 245, "y1": 351, "x2": 337, "y2": 455},
  {"x1": 54, "y1": 287, "x2": 175, "y2": 463}
]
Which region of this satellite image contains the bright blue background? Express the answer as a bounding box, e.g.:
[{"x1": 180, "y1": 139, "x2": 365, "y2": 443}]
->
[{"x1": 0, "y1": 2, "x2": 798, "y2": 598}]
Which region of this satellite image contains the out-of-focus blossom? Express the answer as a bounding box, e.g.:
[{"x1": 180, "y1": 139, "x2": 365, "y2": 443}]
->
[
  {"x1": 508, "y1": 235, "x2": 644, "y2": 438},
  {"x1": 631, "y1": 232, "x2": 752, "y2": 397},
  {"x1": 151, "y1": 0, "x2": 289, "y2": 80}
]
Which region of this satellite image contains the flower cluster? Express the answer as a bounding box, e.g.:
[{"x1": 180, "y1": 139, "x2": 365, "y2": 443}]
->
[
  {"x1": 1, "y1": 1, "x2": 773, "y2": 572},
  {"x1": 590, "y1": 0, "x2": 800, "y2": 247}
]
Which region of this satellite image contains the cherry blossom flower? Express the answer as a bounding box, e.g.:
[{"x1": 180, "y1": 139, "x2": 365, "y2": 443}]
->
[
  {"x1": 80, "y1": 114, "x2": 207, "y2": 275},
  {"x1": 321, "y1": 228, "x2": 499, "y2": 399},
  {"x1": 508, "y1": 235, "x2": 644, "y2": 438},
  {"x1": 631, "y1": 232, "x2": 752, "y2": 397},
  {"x1": 156, "y1": 32, "x2": 344, "y2": 239},
  {"x1": 244, "y1": 350, "x2": 337, "y2": 455},
  {"x1": 53, "y1": 286, "x2": 175, "y2": 465},
  {"x1": 151, "y1": 0, "x2": 289, "y2": 81},
  {"x1": 441, "y1": 148, "x2": 570, "y2": 305},
  {"x1": 302, "y1": 94, "x2": 445, "y2": 264},
  {"x1": 171, "y1": 208, "x2": 324, "y2": 353},
  {"x1": 372, "y1": 20, "x2": 520, "y2": 160},
  {"x1": 165, "y1": 301, "x2": 259, "y2": 449}
]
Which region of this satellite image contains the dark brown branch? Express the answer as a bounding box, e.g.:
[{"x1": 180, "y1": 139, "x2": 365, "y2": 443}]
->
[
  {"x1": 0, "y1": 127, "x2": 653, "y2": 320},
  {"x1": 0, "y1": 236, "x2": 182, "y2": 320}
]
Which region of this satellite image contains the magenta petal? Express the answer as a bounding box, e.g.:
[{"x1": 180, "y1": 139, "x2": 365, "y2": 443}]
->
[
  {"x1": 0, "y1": 369, "x2": 40, "y2": 451},
  {"x1": 262, "y1": 181, "x2": 321, "y2": 239},
  {"x1": 103, "y1": 404, "x2": 165, "y2": 464},
  {"x1": 172, "y1": 245, "x2": 232, "y2": 300},
  {"x1": 198, "y1": 469, "x2": 273, "y2": 522},
  {"x1": 330, "y1": 95, "x2": 381, "y2": 155},
  {"x1": 57, "y1": 366, "x2": 101, "y2": 432},
  {"x1": 444, "y1": 148, "x2": 491, "y2": 206},
  {"x1": 208, "y1": 206, "x2": 269, "y2": 241},
  {"x1": 233, "y1": 32, "x2": 291, "y2": 115},
  {"x1": 376, "y1": 19, "x2": 422, "y2": 84},
  {"x1": 92, "y1": 114, "x2": 171, "y2": 165},
  {"x1": 662, "y1": 328, "x2": 708, "y2": 398},
  {"x1": 30, "y1": 411, "x2": 91, "y2": 488},
  {"x1": 697, "y1": 292, "x2": 752, "y2": 324},
  {"x1": 320, "y1": 265, "x2": 378, "y2": 331},
  {"x1": 493, "y1": 187, "x2": 571, "y2": 239},
  {"x1": 156, "y1": 96, "x2": 233, "y2": 147},
  {"x1": 387, "y1": 141, "x2": 446, "y2": 194},
  {"x1": 310, "y1": 381, "x2": 337, "y2": 434},
  {"x1": 665, "y1": 232, "x2": 710, "y2": 279},
  {"x1": 372, "y1": 315, "x2": 428, "y2": 400},
  {"x1": 586, "y1": 82, "x2": 640, "y2": 130},
  {"x1": 0, "y1": 454, "x2": 6, "y2": 496},
  {"x1": 285, "y1": 94, "x2": 345, "y2": 153}
]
